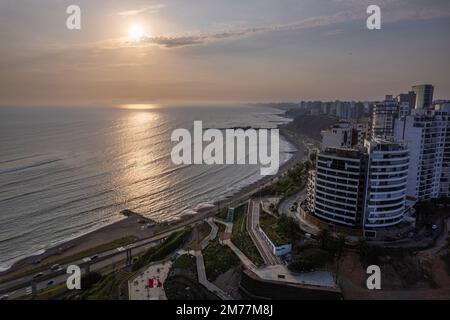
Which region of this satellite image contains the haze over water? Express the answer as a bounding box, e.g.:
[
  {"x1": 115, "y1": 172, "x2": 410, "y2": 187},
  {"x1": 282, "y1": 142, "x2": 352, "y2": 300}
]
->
[{"x1": 0, "y1": 105, "x2": 294, "y2": 270}]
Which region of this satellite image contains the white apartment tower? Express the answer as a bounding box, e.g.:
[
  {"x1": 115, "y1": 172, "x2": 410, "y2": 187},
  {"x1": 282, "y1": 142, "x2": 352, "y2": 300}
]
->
[
  {"x1": 394, "y1": 105, "x2": 450, "y2": 202},
  {"x1": 371, "y1": 96, "x2": 399, "y2": 139},
  {"x1": 364, "y1": 139, "x2": 410, "y2": 228},
  {"x1": 306, "y1": 139, "x2": 409, "y2": 229},
  {"x1": 321, "y1": 122, "x2": 353, "y2": 151}
]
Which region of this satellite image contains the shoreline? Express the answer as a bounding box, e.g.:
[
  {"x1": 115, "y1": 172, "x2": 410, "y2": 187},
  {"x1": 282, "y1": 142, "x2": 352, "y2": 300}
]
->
[{"x1": 0, "y1": 111, "x2": 305, "y2": 278}]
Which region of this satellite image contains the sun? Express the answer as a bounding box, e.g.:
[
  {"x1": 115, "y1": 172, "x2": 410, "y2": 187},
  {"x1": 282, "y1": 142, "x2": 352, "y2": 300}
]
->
[{"x1": 128, "y1": 25, "x2": 145, "y2": 42}]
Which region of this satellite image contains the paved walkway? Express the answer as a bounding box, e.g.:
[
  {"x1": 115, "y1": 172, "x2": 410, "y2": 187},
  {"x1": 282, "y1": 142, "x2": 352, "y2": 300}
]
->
[
  {"x1": 223, "y1": 239, "x2": 257, "y2": 272},
  {"x1": 194, "y1": 250, "x2": 233, "y2": 300},
  {"x1": 213, "y1": 218, "x2": 233, "y2": 234},
  {"x1": 128, "y1": 260, "x2": 172, "y2": 300},
  {"x1": 247, "y1": 200, "x2": 279, "y2": 265},
  {"x1": 260, "y1": 197, "x2": 280, "y2": 218},
  {"x1": 201, "y1": 218, "x2": 218, "y2": 250}
]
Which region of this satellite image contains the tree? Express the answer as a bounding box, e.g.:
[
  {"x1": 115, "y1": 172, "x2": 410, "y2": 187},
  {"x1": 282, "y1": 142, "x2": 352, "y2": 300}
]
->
[
  {"x1": 288, "y1": 248, "x2": 330, "y2": 272},
  {"x1": 278, "y1": 215, "x2": 301, "y2": 242},
  {"x1": 318, "y1": 229, "x2": 332, "y2": 250},
  {"x1": 335, "y1": 235, "x2": 347, "y2": 258}
]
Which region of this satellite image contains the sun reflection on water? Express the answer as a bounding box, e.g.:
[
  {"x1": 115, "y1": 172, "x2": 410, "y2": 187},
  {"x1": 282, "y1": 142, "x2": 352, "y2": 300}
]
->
[{"x1": 119, "y1": 104, "x2": 160, "y2": 110}]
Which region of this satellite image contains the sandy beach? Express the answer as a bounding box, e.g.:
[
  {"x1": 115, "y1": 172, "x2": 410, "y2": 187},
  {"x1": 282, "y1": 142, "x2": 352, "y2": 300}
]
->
[{"x1": 0, "y1": 114, "x2": 306, "y2": 281}]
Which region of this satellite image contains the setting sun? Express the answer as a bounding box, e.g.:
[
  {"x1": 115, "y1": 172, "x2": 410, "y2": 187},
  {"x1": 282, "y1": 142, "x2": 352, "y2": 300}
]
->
[{"x1": 128, "y1": 24, "x2": 145, "y2": 42}]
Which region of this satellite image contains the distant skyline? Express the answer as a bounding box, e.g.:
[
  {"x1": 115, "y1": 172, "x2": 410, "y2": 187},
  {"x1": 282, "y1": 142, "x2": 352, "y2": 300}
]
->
[{"x1": 0, "y1": 0, "x2": 449, "y2": 107}]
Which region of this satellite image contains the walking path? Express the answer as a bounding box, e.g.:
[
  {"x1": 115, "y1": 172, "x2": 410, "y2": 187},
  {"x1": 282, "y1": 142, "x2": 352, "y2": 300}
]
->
[
  {"x1": 247, "y1": 200, "x2": 279, "y2": 265},
  {"x1": 223, "y1": 240, "x2": 257, "y2": 272},
  {"x1": 213, "y1": 218, "x2": 233, "y2": 234},
  {"x1": 201, "y1": 218, "x2": 218, "y2": 250},
  {"x1": 220, "y1": 210, "x2": 337, "y2": 289},
  {"x1": 194, "y1": 251, "x2": 233, "y2": 300}
]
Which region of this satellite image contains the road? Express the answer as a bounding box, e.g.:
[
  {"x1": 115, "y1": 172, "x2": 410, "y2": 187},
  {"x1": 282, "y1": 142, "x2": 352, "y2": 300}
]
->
[
  {"x1": 278, "y1": 189, "x2": 307, "y2": 217},
  {"x1": 247, "y1": 200, "x2": 279, "y2": 266},
  {"x1": 0, "y1": 224, "x2": 194, "y2": 299}
]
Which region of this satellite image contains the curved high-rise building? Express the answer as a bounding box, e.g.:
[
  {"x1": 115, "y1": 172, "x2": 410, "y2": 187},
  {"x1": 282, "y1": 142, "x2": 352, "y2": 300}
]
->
[
  {"x1": 310, "y1": 148, "x2": 368, "y2": 228},
  {"x1": 305, "y1": 139, "x2": 409, "y2": 231},
  {"x1": 364, "y1": 139, "x2": 409, "y2": 228}
]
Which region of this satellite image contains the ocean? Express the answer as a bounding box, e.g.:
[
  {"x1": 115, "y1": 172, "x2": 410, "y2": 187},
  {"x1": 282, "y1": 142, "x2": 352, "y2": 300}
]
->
[{"x1": 0, "y1": 105, "x2": 295, "y2": 271}]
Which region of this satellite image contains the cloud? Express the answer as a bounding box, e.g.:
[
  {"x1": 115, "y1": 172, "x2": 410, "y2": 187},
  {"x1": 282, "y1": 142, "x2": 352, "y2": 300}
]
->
[
  {"x1": 118, "y1": 4, "x2": 165, "y2": 16},
  {"x1": 132, "y1": 10, "x2": 359, "y2": 48},
  {"x1": 133, "y1": 1, "x2": 450, "y2": 49}
]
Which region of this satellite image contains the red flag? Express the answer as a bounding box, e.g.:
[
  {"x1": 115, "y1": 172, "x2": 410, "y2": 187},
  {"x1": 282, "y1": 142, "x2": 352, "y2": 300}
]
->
[
  {"x1": 148, "y1": 278, "x2": 154, "y2": 288},
  {"x1": 157, "y1": 279, "x2": 162, "y2": 288}
]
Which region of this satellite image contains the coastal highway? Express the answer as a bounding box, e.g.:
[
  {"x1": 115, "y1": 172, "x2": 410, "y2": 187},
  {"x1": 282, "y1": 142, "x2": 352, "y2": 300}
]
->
[
  {"x1": 0, "y1": 132, "x2": 309, "y2": 300},
  {"x1": 0, "y1": 221, "x2": 202, "y2": 299}
]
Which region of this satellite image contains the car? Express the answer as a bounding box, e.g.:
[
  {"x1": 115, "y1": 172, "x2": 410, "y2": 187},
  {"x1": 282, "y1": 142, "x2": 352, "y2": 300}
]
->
[
  {"x1": 33, "y1": 272, "x2": 44, "y2": 279},
  {"x1": 0, "y1": 295, "x2": 9, "y2": 301},
  {"x1": 278, "y1": 275, "x2": 286, "y2": 279},
  {"x1": 51, "y1": 264, "x2": 61, "y2": 272},
  {"x1": 90, "y1": 255, "x2": 99, "y2": 261},
  {"x1": 432, "y1": 224, "x2": 438, "y2": 231},
  {"x1": 47, "y1": 280, "x2": 55, "y2": 286}
]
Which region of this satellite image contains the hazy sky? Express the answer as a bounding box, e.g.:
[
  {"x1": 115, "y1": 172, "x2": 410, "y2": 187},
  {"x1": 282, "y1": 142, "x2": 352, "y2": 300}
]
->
[{"x1": 0, "y1": 0, "x2": 449, "y2": 106}]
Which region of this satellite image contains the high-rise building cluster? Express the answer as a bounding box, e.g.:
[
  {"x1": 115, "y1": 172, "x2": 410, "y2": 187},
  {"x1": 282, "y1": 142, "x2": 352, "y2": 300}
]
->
[
  {"x1": 304, "y1": 84, "x2": 450, "y2": 237},
  {"x1": 300, "y1": 100, "x2": 368, "y2": 119}
]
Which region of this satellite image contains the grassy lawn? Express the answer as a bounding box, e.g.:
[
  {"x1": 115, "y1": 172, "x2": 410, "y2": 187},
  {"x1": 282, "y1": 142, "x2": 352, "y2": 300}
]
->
[
  {"x1": 203, "y1": 238, "x2": 240, "y2": 282},
  {"x1": 132, "y1": 228, "x2": 191, "y2": 271},
  {"x1": 80, "y1": 270, "x2": 132, "y2": 300},
  {"x1": 165, "y1": 254, "x2": 218, "y2": 300},
  {"x1": 217, "y1": 222, "x2": 226, "y2": 234},
  {"x1": 217, "y1": 207, "x2": 229, "y2": 220},
  {"x1": 231, "y1": 204, "x2": 264, "y2": 266},
  {"x1": 172, "y1": 254, "x2": 197, "y2": 275},
  {"x1": 259, "y1": 211, "x2": 289, "y2": 247}
]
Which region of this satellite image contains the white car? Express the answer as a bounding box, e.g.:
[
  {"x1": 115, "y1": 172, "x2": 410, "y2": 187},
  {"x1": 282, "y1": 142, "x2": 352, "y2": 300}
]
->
[{"x1": 0, "y1": 295, "x2": 9, "y2": 301}]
